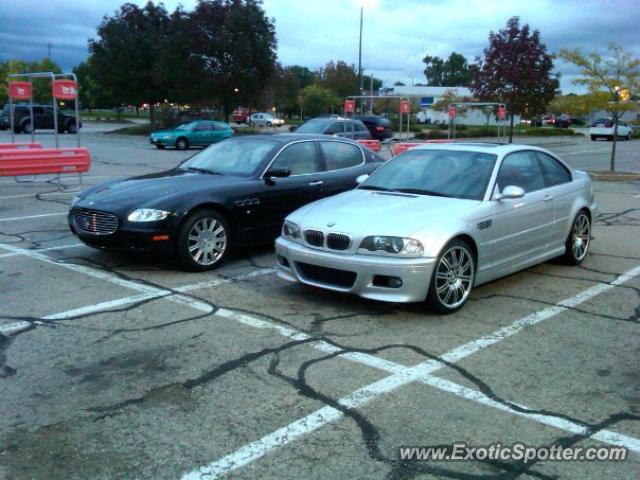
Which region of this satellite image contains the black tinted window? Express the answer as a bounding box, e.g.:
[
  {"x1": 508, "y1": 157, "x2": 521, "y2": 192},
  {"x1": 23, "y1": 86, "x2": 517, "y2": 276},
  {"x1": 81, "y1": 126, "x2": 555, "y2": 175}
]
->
[
  {"x1": 497, "y1": 152, "x2": 544, "y2": 193},
  {"x1": 270, "y1": 142, "x2": 322, "y2": 175},
  {"x1": 319, "y1": 141, "x2": 363, "y2": 170},
  {"x1": 325, "y1": 122, "x2": 344, "y2": 134},
  {"x1": 535, "y1": 152, "x2": 571, "y2": 187}
]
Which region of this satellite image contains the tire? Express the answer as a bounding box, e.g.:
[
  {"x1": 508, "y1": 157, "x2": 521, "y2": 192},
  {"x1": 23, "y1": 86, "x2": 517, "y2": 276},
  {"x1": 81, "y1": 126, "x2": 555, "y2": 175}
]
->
[
  {"x1": 267, "y1": 121, "x2": 272, "y2": 127},
  {"x1": 155, "y1": 144, "x2": 165, "y2": 149},
  {"x1": 67, "y1": 122, "x2": 78, "y2": 134},
  {"x1": 627, "y1": 133, "x2": 632, "y2": 141},
  {"x1": 176, "y1": 209, "x2": 230, "y2": 271},
  {"x1": 426, "y1": 239, "x2": 476, "y2": 314},
  {"x1": 22, "y1": 122, "x2": 33, "y2": 134},
  {"x1": 606, "y1": 136, "x2": 613, "y2": 141},
  {"x1": 176, "y1": 137, "x2": 189, "y2": 150},
  {"x1": 561, "y1": 210, "x2": 591, "y2": 265},
  {"x1": 590, "y1": 135, "x2": 596, "y2": 141}
]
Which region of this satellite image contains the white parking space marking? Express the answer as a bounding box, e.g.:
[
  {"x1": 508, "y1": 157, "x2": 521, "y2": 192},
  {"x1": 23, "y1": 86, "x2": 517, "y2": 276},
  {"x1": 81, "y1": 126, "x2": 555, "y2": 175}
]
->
[
  {"x1": 0, "y1": 192, "x2": 75, "y2": 200},
  {"x1": 0, "y1": 243, "x2": 84, "y2": 259},
  {"x1": 0, "y1": 268, "x2": 274, "y2": 336},
  {"x1": 0, "y1": 212, "x2": 67, "y2": 222},
  {"x1": 182, "y1": 264, "x2": 640, "y2": 479},
  {"x1": 564, "y1": 149, "x2": 610, "y2": 156}
]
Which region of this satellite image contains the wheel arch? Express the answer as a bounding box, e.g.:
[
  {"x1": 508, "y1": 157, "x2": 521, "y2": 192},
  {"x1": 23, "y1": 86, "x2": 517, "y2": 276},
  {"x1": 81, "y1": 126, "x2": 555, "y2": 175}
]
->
[{"x1": 178, "y1": 202, "x2": 235, "y2": 234}]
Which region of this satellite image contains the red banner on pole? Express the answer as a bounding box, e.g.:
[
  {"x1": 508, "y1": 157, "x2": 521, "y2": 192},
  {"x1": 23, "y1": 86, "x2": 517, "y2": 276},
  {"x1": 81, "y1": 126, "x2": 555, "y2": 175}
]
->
[
  {"x1": 344, "y1": 100, "x2": 355, "y2": 113},
  {"x1": 399, "y1": 100, "x2": 410, "y2": 114},
  {"x1": 448, "y1": 106, "x2": 457, "y2": 119},
  {"x1": 52, "y1": 80, "x2": 79, "y2": 100},
  {"x1": 8, "y1": 81, "x2": 32, "y2": 100},
  {"x1": 498, "y1": 106, "x2": 506, "y2": 120}
]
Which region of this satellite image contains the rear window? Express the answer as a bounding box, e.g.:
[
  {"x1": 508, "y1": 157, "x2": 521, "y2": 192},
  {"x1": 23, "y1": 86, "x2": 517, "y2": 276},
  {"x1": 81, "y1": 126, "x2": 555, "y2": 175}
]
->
[
  {"x1": 319, "y1": 141, "x2": 363, "y2": 170},
  {"x1": 592, "y1": 119, "x2": 613, "y2": 128}
]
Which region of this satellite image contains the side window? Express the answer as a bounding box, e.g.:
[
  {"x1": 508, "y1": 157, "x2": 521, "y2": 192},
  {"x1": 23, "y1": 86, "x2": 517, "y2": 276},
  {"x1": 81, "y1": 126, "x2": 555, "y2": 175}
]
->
[
  {"x1": 270, "y1": 142, "x2": 322, "y2": 176},
  {"x1": 325, "y1": 122, "x2": 343, "y2": 134},
  {"x1": 496, "y1": 151, "x2": 544, "y2": 193},
  {"x1": 354, "y1": 122, "x2": 367, "y2": 132},
  {"x1": 213, "y1": 122, "x2": 228, "y2": 131},
  {"x1": 535, "y1": 152, "x2": 571, "y2": 187},
  {"x1": 319, "y1": 141, "x2": 363, "y2": 171}
]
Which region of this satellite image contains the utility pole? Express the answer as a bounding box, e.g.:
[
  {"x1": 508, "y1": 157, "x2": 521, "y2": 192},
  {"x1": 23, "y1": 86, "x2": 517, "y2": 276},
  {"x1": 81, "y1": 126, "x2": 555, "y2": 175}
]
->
[{"x1": 358, "y1": 6, "x2": 363, "y2": 113}]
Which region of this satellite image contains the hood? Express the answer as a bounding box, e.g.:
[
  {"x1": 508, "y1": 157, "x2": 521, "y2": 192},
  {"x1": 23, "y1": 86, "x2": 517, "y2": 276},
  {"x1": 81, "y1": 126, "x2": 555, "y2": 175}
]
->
[
  {"x1": 76, "y1": 170, "x2": 249, "y2": 212},
  {"x1": 289, "y1": 189, "x2": 481, "y2": 238}
]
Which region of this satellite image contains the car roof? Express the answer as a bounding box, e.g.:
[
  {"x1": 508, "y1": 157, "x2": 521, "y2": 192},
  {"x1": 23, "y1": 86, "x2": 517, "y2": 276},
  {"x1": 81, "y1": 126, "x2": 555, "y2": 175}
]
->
[{"x1": 410, "y1": 142, "x2": 555, "y2": 156}]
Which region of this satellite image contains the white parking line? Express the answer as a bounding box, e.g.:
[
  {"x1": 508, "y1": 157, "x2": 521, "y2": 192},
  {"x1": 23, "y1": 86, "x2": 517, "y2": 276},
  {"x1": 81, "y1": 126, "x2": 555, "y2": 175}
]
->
[
  {"x1": 564, "y1": 148, "x2": 610, "y2": 156},
  {"x1": 0, "y1": 192, "x2": 75, "y2": 200},
  {"x1": 0, "y1": 243, "x2": 84, "y2": 259},
  {"x1": 0, "y1": 212, "x2": 66, "y2": 222},
  {"x1": 0, "y1": 268, "x2": 274, "y2": 335},
  {"x1": 182, "y1": 264, "x2": 640, "y2": 479}
]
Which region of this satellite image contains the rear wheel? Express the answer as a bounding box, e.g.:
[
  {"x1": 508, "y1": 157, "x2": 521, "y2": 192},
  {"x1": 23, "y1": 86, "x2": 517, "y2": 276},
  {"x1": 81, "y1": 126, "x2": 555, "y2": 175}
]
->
[
  {"x1": 67, "y1": 122, "x2": 78, "y2": 134},
  {"x1": 267, "y1": 121, "x2": 272, "y2": 127},
  {"x1": 590, "y1": 135, "x2": 596, "y2": 141},
  {"x1": 155, "y1": 144, "x2": 165, "y2": 149},
  {"x1": 176, "y1": 137, "x2": 189, "y2": 150},
  {"x1": 176, "y1": 209, "x2": 230, "y2": 271},
  {"x1": 561, "y1": 211, "x2": 591, "y2": 265},
  {"x1": 426, "y1": 239, "x2": 475, "y2": 314},
  {"x1": 22, "y1": 122, "x2": 33, "y2": 134}
]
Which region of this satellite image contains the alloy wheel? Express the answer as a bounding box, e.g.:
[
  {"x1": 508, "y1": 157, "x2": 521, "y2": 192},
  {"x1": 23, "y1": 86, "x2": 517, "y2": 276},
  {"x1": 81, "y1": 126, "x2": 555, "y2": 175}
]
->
[
  {"x1": 571, "y1": 213, "x2": 590, "y2": 262},
  {"x1": 187, "y1": 217, "x2": 227, "y2": 266},
  {"x1": 434, "y1": 245, "x2": 475, "y2": 309}
]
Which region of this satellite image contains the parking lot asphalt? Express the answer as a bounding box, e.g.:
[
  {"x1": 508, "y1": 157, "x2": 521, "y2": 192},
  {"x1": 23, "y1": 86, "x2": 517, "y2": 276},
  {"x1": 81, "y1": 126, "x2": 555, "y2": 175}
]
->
[{"x1": 1, "y1": 128, "x2": 639, "y2": 479}]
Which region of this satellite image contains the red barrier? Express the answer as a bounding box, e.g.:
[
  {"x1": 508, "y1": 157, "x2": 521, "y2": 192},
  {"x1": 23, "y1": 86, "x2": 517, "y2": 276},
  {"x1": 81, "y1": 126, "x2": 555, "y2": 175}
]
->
[
  {"x1": 0, "y1": 142, "x2": 42, "y2": 150},
  {"x1": 357, "y1": 139, "x2": 381, "y2": 152},
  {"x1": 0, "y1": 148, "x2": 91, "y2": 177},
  {"x1": 391, "y1": 140, "x2": 454, "y2": 156}
]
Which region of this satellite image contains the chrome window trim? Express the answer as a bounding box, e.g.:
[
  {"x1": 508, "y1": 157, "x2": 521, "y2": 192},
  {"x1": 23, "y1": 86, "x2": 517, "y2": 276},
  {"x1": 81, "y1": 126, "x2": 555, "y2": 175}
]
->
[{"x1": 260, "y1": 139, "x2": 365, "y2": 179}]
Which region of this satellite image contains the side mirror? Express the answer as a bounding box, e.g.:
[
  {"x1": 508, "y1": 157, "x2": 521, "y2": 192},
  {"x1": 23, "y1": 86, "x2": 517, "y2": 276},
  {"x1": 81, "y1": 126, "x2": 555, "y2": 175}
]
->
[
  {"x1": 356, "y1": 174, "x2": 369, "y2": 185},
  {"x1": 264, "y1": 168, "x2": 291, "y2": 184},
  {"x1": 495, "y1": 185, "x2": 525, "y2": 201}
]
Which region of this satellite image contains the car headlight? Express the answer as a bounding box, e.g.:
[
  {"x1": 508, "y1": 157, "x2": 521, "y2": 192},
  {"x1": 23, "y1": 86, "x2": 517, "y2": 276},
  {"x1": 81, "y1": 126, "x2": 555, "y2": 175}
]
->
[
  {"x1": 71, "y1": 195, "x2": 81, "y2": 206},
  {"x1": 358, "y1": 236, "x2": 423, "y2": 257},
  {"x1": 127, "y1": 208, "x2": 171, "y2": 222},
  {"x1": 282, "y1": 221, "x2": 301, "y2": 242}
]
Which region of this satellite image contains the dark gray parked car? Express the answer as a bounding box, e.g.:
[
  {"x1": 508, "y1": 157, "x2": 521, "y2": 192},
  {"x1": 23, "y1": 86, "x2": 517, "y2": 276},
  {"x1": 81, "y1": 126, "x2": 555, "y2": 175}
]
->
[{"x1": 294, "y1": 118, "x2": 371, "y2": 140}]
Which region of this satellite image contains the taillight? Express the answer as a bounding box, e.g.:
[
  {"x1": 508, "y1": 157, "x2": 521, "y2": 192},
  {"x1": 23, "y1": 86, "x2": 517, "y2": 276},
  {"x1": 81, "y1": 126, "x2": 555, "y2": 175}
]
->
[{"x1": 375, "y1": 126, "x2": 384, "y2": 132}]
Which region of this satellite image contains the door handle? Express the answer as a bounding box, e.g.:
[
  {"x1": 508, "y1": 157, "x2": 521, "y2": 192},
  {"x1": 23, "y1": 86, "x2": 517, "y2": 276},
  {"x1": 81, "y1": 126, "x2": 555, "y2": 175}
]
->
[
  {"x1": 544, "y1": 194, "x2": 554, "y2": 202},
  {"x1": 309, "y1": 180, "x2": 323, "y2": 186}
]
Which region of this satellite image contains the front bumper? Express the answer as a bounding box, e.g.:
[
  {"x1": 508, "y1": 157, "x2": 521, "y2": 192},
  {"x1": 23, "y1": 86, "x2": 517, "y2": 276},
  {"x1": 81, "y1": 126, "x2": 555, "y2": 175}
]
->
[
  {"x1": 275, "y1": 237, "x2": 436, "y2": 303},
  {"x1": 68, "y1": 211, "x2": 174, "y2": 253},
  {"x1": 149, "y1": 136, "x2": 175, "y2": 147}
]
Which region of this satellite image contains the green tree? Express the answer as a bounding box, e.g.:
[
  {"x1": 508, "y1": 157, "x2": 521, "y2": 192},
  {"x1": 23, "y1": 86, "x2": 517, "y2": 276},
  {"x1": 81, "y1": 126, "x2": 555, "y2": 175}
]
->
[
  {"x1": 0, "y1": 58, "x2": 62, "y2": 105},
  {"x1": 423, "y1": 52, "x2": 471, "y2": 86},
  {"x1": 73, "y1": 56, "x2": 116, "y2": 112},
  {"x1": 187, "y1": 0, "x2": 277, "y2": 121},
  {"x1": 89, "y1": 2, "x2": 171, "y2": 126},
  {"x1": 298, "y1": 84, "x2": 340, "y2": 118},
  {"x1": 319, "y1": 61, "x2": 359, "y2": 98},
  {"x1": 559, "y1": 44, "x2": 640, "y2": 171},
  {"x1": 548, "y1": 92, "x2": 609, "y2": 123},
  {"x1": 470, "y1": 17, "x2": 559, "y2": 142},
  {"x1": 274, "y1": 64, "x2": 316, "y2": 117}
]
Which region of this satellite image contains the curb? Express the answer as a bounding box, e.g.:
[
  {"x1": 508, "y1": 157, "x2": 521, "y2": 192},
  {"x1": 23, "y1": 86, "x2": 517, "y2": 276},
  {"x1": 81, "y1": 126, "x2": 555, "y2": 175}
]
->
[{"x1": 588, "y1": 171, "x2": 640, "y2": 182}]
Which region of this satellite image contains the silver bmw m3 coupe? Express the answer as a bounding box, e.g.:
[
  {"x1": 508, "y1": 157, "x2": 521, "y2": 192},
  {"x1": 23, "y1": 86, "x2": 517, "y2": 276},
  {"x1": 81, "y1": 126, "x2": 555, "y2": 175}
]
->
[{"x1": 275, "y1": 143, "x2": 597, "y2": 313}]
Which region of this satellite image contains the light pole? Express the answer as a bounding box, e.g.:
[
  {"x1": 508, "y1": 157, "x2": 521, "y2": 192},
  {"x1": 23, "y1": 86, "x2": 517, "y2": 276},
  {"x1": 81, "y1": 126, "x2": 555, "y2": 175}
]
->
[{"x1": 358, "y1": 5, "x2": 363, "y2": 112}]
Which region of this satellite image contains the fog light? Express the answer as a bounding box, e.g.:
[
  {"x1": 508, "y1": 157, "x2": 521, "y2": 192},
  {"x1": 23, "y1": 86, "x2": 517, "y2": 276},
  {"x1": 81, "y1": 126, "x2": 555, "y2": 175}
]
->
[
  {"x1": 372, "y1": 275, "x2": 403, "y2": 288},
  {"x1": 277, "y1": 255, "x2": 290, "y2": 268}
]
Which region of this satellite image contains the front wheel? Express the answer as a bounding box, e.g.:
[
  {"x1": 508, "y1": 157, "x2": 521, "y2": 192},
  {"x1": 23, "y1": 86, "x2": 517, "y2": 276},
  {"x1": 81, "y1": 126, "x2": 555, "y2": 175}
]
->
[
  {"x1": 176, "y1": 209, "x2": 230, "y2": 271},
  {"x1": 426, "y1": 239, "x2": 476, "y2": 314},
  {"x1": 176, "y1": 137, "x2": 189, "y2": 150},
  {"x1": 67, "y1": 122, "x2": 78, "y2": 134},
  {"x1": 561, "y1": 211, "x2": 591, "y2": 265},
  {"x1": 22, "y1": 122, "x2": 33, "y2": 134},
  {"x1": 590, "y1": 135, "x2": 596, "y2": 141}
]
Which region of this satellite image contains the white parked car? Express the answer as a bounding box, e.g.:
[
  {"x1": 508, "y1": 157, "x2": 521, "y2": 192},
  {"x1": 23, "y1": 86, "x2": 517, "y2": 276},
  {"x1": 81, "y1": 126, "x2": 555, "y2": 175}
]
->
[
  {"x1": 249, "y1": 112, "x2": 284, "y2": 127},
  {"x1": 590, "y1": 118, "x2": 633, "y2": 141}
]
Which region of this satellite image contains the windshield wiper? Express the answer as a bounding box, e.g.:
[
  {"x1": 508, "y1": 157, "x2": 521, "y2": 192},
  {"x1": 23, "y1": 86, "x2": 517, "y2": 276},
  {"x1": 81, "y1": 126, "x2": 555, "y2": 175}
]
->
[
  {"x1": 183, "y1": 166, "x2": 222, "y2": 175},
  {"x1": 392, "y1": 188, "x2": 451, "y2": 197},
  {"x1": 358, "y1": 185, "x2": 392, "y2": 192}
]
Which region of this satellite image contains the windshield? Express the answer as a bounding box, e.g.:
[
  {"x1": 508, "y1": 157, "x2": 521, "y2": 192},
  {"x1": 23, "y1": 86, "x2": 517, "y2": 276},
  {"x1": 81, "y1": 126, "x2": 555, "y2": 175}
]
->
[
  {"x1": 179, "y1": 138, "x2": 277, "y2": 177},
  {"x1": 360, "y1": 149, "x2": 498, "y2": 200},
  {"x1": 175, "y1": 122, "x2": 196, "y2": 131},
  {"x1": 296, "y1": 119, "x2": 332, "y2": 133}
]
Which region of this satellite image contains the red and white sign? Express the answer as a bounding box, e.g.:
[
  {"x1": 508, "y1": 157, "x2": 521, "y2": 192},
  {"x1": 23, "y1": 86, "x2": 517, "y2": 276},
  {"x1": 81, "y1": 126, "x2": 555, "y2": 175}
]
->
[
  {"x1": 344, "y1": 100, "x2": 355, "y2": 113},
  {"x1": 52, "y1": 80, "x2": 79, "y2": 100},
  {"x1": 448, "y1": 106, "x2": 457, "y2": 118},
  {"x1": 399, "y1": 100, "x2": 410, "y2": 114},
  {"x1": 8, "y1": 81, "x2": 32, "y2": 100},
  {"x1": 498, "y1": 106, "x2": 506, "y2": 120}
]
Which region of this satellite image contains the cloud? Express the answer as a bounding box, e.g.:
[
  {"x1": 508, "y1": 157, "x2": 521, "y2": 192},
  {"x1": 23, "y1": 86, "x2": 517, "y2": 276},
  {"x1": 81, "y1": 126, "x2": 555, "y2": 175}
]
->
[{"x1": 1, "y1": 0, "x2": 638, "y2": 93}]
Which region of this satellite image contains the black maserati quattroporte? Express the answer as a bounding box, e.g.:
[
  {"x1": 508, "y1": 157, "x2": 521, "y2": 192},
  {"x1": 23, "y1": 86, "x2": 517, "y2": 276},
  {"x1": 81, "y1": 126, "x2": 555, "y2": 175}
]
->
[{"x1": 69, "y1": 134, "x2": 384, "y2": 270}]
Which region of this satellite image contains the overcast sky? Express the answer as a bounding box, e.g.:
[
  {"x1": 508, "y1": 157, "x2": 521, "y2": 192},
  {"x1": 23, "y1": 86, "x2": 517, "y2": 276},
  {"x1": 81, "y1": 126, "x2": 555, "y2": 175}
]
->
[{"x1": 1, "y1": 0, "x2": 639, "y2": 93}]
